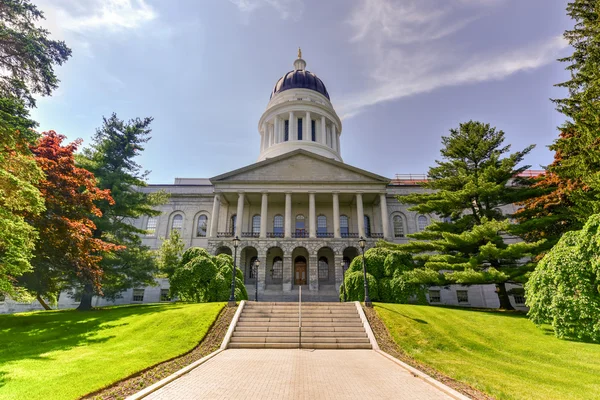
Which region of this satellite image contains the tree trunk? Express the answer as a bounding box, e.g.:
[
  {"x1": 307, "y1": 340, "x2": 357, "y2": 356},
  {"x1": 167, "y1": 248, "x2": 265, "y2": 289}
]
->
[
  {"x1": 77, "y1": 283, "x2": 94, "y2": 311},
  {"x1": 36, "y1": 294, "x2": 51, "y2": 310},
  {"x1": 497, "y1": 282, "x2": 515, "y2": 310}
]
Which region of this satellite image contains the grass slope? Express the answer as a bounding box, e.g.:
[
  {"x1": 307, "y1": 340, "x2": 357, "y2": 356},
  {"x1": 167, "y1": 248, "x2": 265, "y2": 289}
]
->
[
  {"x1": 0, "y1": 302, "x2": 224, "y2": 400},
  {"x1": 375, "y1": 304, "x2": 600, "y2": 400}
]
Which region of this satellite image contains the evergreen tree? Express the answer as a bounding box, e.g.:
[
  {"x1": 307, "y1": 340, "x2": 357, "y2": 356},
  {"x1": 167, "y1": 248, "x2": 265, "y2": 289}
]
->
[
  {"x1": 394, "y1": 121, "x2": 540, "y2": 309},
  {"x1": 156, "y1": 229, "x2": 185, "y2": 278},
  {"x1": 0, "y1": 0, "x2": 71, "y2": 106},
  {"x1": 77, "y1": 114, "x2": 167, "y2": 310}
]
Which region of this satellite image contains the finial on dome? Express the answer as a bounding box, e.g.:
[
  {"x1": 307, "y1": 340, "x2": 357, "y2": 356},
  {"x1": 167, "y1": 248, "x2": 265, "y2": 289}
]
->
[{"x1": 294, "y1": 48, "x2": 306, "y2": 71}]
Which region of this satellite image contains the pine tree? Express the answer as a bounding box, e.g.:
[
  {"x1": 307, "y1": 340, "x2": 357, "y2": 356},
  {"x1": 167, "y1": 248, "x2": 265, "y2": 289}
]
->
[
  {"x1": 394, "y1": 121, "x2": 540, "y2": 309},
  {"x1": 76, "y1": 114, "x2": 167, "y2": 310}
]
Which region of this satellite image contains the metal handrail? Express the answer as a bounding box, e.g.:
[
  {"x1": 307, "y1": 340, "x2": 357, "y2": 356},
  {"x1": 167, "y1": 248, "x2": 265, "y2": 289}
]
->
[{"x1": 298, "y1": 286, "x2": 302, "y2": 349}]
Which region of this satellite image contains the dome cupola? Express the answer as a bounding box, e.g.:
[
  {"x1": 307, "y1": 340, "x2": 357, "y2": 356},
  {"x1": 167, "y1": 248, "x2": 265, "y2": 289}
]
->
[
  {"x1": 270, "y1": 48, "x2": 330, "y2": 100},
  {"x1": 258, "y1": 50, "x2": 342, "y2": 162}
]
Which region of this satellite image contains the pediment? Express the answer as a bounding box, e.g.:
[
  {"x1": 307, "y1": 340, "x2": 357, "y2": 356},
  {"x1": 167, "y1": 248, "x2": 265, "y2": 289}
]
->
[{"x1": 210, "y1": 150, "x2": 389, "y2": 184}]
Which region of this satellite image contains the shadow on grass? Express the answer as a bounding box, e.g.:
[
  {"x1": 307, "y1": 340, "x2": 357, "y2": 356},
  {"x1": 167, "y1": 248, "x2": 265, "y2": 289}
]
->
[
  {"x1": 0, "y1": 303, "x2": 185, "y2": 368},
  {"x1": 375, "y1": 304, "x2": 429, "y2": 324}
]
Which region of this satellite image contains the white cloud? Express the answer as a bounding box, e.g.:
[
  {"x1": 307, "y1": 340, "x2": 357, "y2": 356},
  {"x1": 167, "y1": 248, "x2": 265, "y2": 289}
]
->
[
  {"x1": 339, "y1": 0, "x2": 568, "y2": 118},
  {"x1": 39, "y1": 0, "x2": 157, "y2": 35},
  {"x1": 229, "y1": 0, "x2": 304, "y2": 20}
]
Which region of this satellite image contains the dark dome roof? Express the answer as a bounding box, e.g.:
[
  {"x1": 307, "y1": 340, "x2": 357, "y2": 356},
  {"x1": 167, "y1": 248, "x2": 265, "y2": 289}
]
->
[{"x1": 271, "y1": 69, "x2": 330, "y2": 100}]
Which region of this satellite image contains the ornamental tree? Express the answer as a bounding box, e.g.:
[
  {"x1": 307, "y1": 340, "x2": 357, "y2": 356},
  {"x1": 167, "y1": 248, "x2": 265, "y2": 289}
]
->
[
  {"x1": 0, "y1": 0, "x2": 72, "y2": 106},
  {"x1": 156, "y1": 229, "x2": 185, "y2": 278},
  {"x1": 19, "y1": 131, "x2": 120, "y2": 309},
  {"x1": 0, "y1": 97, "x2": 43, "y2": 300},
  {"x1": 169, "y1": 248, "x2": 247, "y2": 302},
  {"x1": 526, "y1": 214, "x2": 600, "y2": 343},
  {"x1": 392, "y1": 121, "x2": 540, "y2": 309},
  {"x1": 341, "y1": 247, "x2": 424, "y2": 304},
  {"x1": 77, "y1": 114, "x2": 167, "y2": 310}
]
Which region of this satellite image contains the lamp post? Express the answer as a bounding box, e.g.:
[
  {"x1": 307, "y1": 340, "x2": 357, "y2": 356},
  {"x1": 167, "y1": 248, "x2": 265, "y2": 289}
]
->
[
  {"x1": 341, "y1": 260, "x2": 347, "y2": 302},
  {"x1": 228, "y1": 236, "x2": 240, "y2": 307},
  {"x1": 358, "y1": 236, "x2": 372, "y2": 307},
  {"x1": 253, "y1": 259, "x2": 260, "y2": 302}
]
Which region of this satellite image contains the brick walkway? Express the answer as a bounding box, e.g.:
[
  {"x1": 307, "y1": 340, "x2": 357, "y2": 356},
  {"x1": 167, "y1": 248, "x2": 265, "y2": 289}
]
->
[{"x1": 144, "y1": 349, "x2": 453, "y2": 400}]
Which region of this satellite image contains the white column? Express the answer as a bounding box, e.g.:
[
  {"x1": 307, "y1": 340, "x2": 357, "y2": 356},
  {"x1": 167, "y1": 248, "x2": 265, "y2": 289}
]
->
[
  {"x1": 285, "y1": 192, "x2": 292, "y2": 238},
  {"x1": 289, "y1": 111, "x2": 295, "y2": 140},
  {"x1": 305, "y1": 111, "x2": 310, "y2": 141},
  {"x1": 274, "y1": 116, "x2": 280, "y2": 144},
  {"x1": 309, "y1": 192, "x2": 316, "y2": 238},
  {"x1": 333, "y1": 192, "x2": 340, "y2": 239},
  {"x1": 332, "y1": 123, "x2": 337, "y2": 152},
  {"x1": 356, "y1": 193, "x2": 365, "y2": 238},
  {"x1": 235, "y1": 192, "x2": 245, "y2": 238},
  {"x1": 320, "y1": 116, "x2": 327, "y2": 145},
  {"x1": 380, "y1": 193, "x2": 390, "y2": 239},
  {"x1": 336, "y1": 132, "x2": 341, "y2": 154},
  {"x1": 210, "y1": 193, "x2": 221, "y2": 237},
  {"x1": 260, "y1": 193, "x2": 268, "y2": 239},
  {"x1": 260, "y1": 132, "x2": 265, "y2": 152}
]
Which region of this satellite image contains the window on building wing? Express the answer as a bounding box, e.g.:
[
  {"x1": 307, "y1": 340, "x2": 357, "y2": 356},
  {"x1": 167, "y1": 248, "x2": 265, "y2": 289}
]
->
[
  {"x1": 132, "y1": 289, "x2": 144, "y2": 302},
  {"x1": 417, "y1": 215, "x2": 428, "y2": 232},
  {"x1": 160, "y1": 289, "x2": 170, "y2": 301},
  {"x1": 171, "y1": 215, "x2": 183, "y2": 234},
  {"x1": 146, "y1": 216, "x2": 158, "y2": 236},
  {"x1": 393, "y1": 215, "x2": 404, "y2": 237},
  {"x1": 429, "y1": 290, "x2": 441, "y2": 303},
  {"x1": 364, "y1": 215, "x2": 371, "y2": 237},
  {"x1": 317, "y1": 215, "x2": 327, "y2": 236},
  {"x1": 457, "y1": 290, "x2": 469, "y2": 303},
  {"x1": 197, "y1": 215, "x2": 208, "y2": 237}
]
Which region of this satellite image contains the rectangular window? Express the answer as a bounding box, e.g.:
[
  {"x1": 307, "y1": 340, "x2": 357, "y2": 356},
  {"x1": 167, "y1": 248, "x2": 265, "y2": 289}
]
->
[
  {"x1": 146, "y1": 216, "x2": 158, "y2": 236},
  {"x1": 160, "y1": 289, "x2": 170, "y2": 302},
  {"x1": 132, "y1": 289, "x2": 144, "y2": 302},
  {"x1": 513, "y1": 294, "x2": 525, "y2": 305},
  {"x1": 311, "y1": 120, "x2": 316, "y2": 141},
  {"x1": 284, "y1": 120, "x2": 289, "y2": 141},
  {"x1": 429, "y1": 290, "x2": 441, "y2": 303},
  {"x1": 456, "y1": 290, "x2": 469, "y2": 304},
  {"x1": 297, "y1": 119, "x2": 303, "y2": 140}
]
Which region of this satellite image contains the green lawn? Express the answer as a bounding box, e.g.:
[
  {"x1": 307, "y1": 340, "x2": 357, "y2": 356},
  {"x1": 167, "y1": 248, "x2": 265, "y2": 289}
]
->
[
  {"x1": 375, "y1": 303, "x2": 600, "y2": 400},
  {"x1": 0, "y1": 302, "x2": 224, "y2": 400}
]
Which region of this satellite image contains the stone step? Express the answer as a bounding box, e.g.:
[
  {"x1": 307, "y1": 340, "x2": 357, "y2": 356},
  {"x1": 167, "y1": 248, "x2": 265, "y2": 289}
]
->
[
  {"x1": 230, "y1": 336, "x2": 371, "y2": 344},
  {"x1": 238, "y1": 317, "x2": 361, "y2": 323},
  {"x1": 244, "y1": 302, "x2": 354, "y2": 306},
  {"x1": 233, "y1": 331, "x2": 367, "y2": 337},
  {"x1": 236, "y1": 321, "x2": 364, "y2": 327},
  {"x1": 234, "y1": 326, "x2": 365, "y2": 332},
  {"x1": 242, "y1": 312, "x2": 358, "y2": 317},
  {"x1": 227, "y1": 342, "x2": 372, "y2": 349}
]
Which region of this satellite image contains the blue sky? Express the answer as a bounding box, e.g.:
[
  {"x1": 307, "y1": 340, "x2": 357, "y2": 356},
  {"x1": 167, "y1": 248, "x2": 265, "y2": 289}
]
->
[{"x1": 32, "y1": 0, "x2": 572, "y2": 183}]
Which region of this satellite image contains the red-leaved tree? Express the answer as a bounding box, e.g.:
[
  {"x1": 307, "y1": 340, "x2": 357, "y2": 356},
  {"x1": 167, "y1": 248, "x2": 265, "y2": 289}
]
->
[{"x1": 20, "y1": 131, "x2": 121, "y2": 309}]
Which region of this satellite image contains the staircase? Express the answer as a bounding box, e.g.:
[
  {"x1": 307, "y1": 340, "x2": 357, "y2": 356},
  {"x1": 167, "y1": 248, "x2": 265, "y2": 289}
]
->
[{"x1": 228, "y1": 302, "x2": 372, "y2": 349}]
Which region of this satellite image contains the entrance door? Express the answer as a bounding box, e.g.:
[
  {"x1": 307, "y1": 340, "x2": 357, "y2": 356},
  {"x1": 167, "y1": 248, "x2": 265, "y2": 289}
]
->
[{"x1": 294, "y1": 257, "x2": 307, "y2": 285}]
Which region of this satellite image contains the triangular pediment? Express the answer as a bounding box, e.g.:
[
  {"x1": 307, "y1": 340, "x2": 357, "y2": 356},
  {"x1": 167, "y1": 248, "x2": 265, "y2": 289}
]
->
[{"x1": 210, "y1": 150, "x2": 390, "y2": 184}]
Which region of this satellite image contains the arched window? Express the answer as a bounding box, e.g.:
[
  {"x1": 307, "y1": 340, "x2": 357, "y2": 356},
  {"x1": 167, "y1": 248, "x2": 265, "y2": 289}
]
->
[
  {"x1": 340, "y1": 215, "x2": 349, "y2": 237},
  {"x1": 273, "y1": 214, "x2": 284, "y2": 236},
  {"x1": 230, "y1": 214, "x2": 237, "y2": 235},
  {"x1": 393, "y1": 215, "x2": 404, "y2": 237},
  {"x1": 296, "y1": 214, "x2": 305, "y2": 237},
  {"x1": 248, "y1": 256, "x2": 258, "y2": 279},
  {"x1": 271, "y1": 257, "x2": 283, "y2": 280},
  {"x1": 317, "y1": 215, "x2": 327, "y2": 236},
  {"x1": 145, "y1": 216, "x2": 158, "y2": 236},
  {"x1": 197, "y1": 215, "x2": 208, "y2": 237},
  {"x1": 318, "y1": 257, "x2": 329, "y2": 280},
  {"x1": 252, "y1": 215, "x2": 260, "y2": 235},
  {"x1": 417, "y1": 215, "x2": 428, "y2": 231},
  {"x1": 171, "y1": 215, "x2": 183, "y2": 235},
  {"x1": 364, "y1": 215, "x2": 371, "y2": 237}
]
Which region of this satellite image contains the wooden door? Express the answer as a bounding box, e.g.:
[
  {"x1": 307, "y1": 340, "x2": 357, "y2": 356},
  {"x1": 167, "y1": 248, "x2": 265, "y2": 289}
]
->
[{"x1": 294, "y1": 262, "x2": 307, "y2": 285}]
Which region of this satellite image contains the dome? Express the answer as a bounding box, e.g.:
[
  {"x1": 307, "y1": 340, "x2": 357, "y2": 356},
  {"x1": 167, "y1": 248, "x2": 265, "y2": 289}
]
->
[{"x1": 270, "y1": 51, "x2": 330, "y2": 100}]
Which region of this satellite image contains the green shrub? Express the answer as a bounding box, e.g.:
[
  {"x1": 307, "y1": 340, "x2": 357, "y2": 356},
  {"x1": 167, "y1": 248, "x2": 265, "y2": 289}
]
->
[
  {"x1": 344, "y1": 271, "x2": 378, "y2": 301},
  {"x1": 526, "y1": 214, "x2": 600, "y2": 343}
]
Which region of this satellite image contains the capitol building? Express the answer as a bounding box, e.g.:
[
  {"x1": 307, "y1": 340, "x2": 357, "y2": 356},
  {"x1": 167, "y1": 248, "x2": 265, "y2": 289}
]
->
[{"x1": 2, "y1": 51, "x2": 527, "y2": 313}]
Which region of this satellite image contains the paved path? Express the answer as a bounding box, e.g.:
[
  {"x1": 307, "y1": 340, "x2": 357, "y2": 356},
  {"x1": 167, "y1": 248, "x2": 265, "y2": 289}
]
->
[{"x1": 144, "y1": 349, "x2": 454, "y2": 400}]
